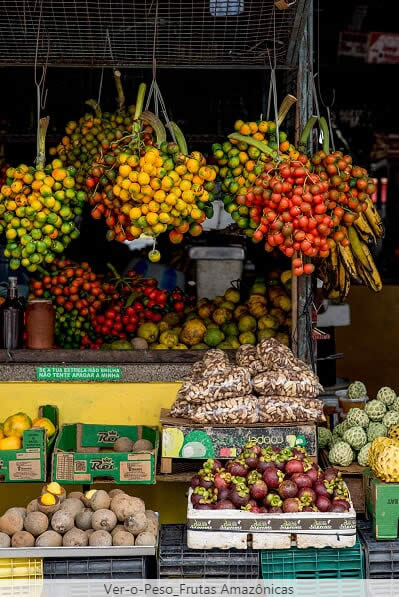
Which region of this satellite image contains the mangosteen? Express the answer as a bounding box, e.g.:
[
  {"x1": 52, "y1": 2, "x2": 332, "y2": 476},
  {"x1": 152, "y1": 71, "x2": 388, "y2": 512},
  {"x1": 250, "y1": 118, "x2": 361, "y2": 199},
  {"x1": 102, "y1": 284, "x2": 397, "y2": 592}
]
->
[
  {"x1": 214, "y1": 471, "x2": 232, "y2": 490},
  {"x1": 216, "y1": 487, "x2": 231, "y2": 502},
  {"x1": 248, "y1": 499, "x2": 257, "y2": 507},
  {"x1": 279, "y1": 447, "x2": 293, "y2": 461},
  {"x1": 243, "y1": 450, "x2": 259, "y2": 470},
  {"x1": 247, "y1": 470, "x2": 262, "y2": 485},
  {"x1": 230, "y1": 484, "x2": 250, "y2": 508},
  {"x1": 285, "y1": 459, "x2": 304, "y2": 475},
  {"x1": 269, "y1": 506, "x2": 283, "y2": 513},
  {"x1": 250, "y1": 480, "x2": 268, "y2": 501},
  {"x1": 315, "y1": 496, "x2": 331, "y2": 512},
  {"x1": 263, "y1": 467, "x2": 284, "y2": 489},
  {"x1": 271, "y1": 446, "x2": 281, "y2": 453},
  {"x1": 278, "y1": 480, "x2": 298, "y2": 499},
  {"x1": 274, "y1": 456, "x2": 286, "y2": 471},
  {"x1": 232, "y1": 476, "x2": 247, "y2": 486},
  {"x1": 305, "y1": 465, "x2": 320, "y2": 484},
  {"x1": 330, "y1": 503, "x2": 346, "y2": 512},
  {"x1": 203, "y1": 458, "x2": 222, "y2": 473},
  {"x1": 259, "y1": 506, "x2": 268, "y2": 513},
  {"x1": 215, "y1": 500, "x2": 235, "y2": 510},
  {"x1": 283, "y1": 498, "x2": 301, "y2": 513},
  {"x1": 195, "y1": 502, "x2": 215, "y2": 510},
  {"x1": 298, "y1": 487, "x2": 317, "y2": 507},
  {"x1": 292, "y1": 447, "x2": 307, "y2": 460},
  {"x1": 249, "y1": 505, "x2": 262, "y2": 513},
  {"x1": 313, "y1": 480, "x2": 332, "y2": 498},
  {"x1": 264, "y1": 494, "x2": 282, "y2": 508},
  {"x1": 291, "y1": 472, "x2": 312, "y2": 489},
  {"x1": 227, "y1": 459, "x2": 248, "y2": 478},
  {"x1": 261, "y1": 447, "x2": 276, "y2": 460},
  {"x1": 302, "y1": 506, "x2": 315, "y2": 512},
  {"x1": 243, "y1": 442, "x2": 262, "y2": 456},
  {"x1": 191, "y1": 487, "x2": 209, "y2": 505},
  {"x1": 323, "y1": 467, "x2": 338, "y2": 482},
  {"x1": 257, "y1": 458, "x2": 276, "y2": 474},
  {"x1": 199, "y1": 473, "x2": 214, "y2": 490},
  {"x1": 332, "y1": 499, "x2": 350, "y2": 511},
  {"x1": 191, "y1": 475, "x2": 201, "y2": 488}
]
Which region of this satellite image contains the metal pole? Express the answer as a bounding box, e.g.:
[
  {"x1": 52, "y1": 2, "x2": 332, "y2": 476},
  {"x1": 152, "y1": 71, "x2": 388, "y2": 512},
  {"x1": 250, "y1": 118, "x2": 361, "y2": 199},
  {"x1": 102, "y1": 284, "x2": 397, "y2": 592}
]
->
[{"x1": 294, "y1": 0, "x2": 315, "y2": 367}]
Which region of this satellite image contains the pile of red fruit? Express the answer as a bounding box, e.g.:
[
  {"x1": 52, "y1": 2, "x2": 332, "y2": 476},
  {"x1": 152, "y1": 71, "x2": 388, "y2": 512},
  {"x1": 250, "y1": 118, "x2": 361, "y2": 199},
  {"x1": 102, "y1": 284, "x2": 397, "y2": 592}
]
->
[
  {"x1": 241, "y1": 156, "x2": 333, "y2": 276},
  {"x1": 84, "y1": 270, "x2": 191, "y2": 348},
  {"x1": 190, "y1": 443, "x2": 351, "y2": 513},
  {"x1": 311, "y1": 150, "x2": 376, "y2": 243}
]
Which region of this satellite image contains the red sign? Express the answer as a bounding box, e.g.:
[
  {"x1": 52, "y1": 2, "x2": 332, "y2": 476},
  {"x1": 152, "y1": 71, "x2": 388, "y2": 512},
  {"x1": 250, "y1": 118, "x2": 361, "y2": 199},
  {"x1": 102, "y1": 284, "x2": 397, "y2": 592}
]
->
[{"x1": 367, "y1": 32, "x2": 399, "y2": 64}]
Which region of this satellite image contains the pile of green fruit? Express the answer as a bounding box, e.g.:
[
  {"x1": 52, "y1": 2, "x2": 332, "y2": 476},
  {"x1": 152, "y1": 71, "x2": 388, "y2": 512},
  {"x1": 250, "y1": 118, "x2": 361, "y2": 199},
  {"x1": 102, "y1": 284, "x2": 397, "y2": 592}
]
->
[
  {"x1": 318, "y1": 383, "x2": 399, "y2": 467},
  {"x1": 174, "y1": 270, "x2": 292, "y2": 350}
]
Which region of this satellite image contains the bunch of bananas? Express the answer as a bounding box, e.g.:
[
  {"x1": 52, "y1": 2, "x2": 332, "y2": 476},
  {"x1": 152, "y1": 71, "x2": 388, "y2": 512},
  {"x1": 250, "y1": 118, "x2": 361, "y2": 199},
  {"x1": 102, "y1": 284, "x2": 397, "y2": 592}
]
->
[{"x1": 318, "y1": 201, "x2": 383, "y2": 301}]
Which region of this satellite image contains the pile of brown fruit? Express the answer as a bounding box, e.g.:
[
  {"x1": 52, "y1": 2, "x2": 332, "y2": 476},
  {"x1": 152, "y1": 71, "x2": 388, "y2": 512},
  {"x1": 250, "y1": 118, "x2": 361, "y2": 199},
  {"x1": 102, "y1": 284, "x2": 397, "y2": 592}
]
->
[{"x1": 0, "y1": 482, "x2": 157, "y2": 547}]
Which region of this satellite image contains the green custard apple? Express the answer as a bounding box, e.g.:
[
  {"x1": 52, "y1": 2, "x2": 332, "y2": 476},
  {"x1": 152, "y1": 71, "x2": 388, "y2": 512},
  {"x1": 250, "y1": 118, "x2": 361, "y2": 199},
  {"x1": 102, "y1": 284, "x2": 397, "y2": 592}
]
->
[
  {"x1": 357, "y1": 442, "x2": 372, "y2": 467},
  {"x1": 347, "y1": 408, "x2": 369, "y2": 429},
  {"x1": 343, "y1": 426, "x2": 368, "y2": 450},
  {"x1": 347, "y1": 381, "x2": 367, "y2": 399},
  {"x1": 377, "y1": 387, "x2": 396, "y2": 406},
  {"x1": 365, "y1": 400, "x2": 386, "y2": 421},
  {"x1": 367, "y1": 422, "x2": 387, "y2": 443},
  {"x1": 328, "y1": 441, "x2": 354, "y2": 467}
]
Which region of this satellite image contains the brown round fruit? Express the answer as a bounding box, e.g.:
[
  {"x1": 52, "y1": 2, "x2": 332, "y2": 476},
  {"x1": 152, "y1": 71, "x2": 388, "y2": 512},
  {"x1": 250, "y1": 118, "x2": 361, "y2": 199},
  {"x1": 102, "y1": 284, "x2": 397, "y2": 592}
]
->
[
  {"x1": 90, "y1": 490, "x2": 111, "y2": 511},
  {"x1": 60, "y1": 498, "x2": 84, "y2": 518},
  {"x1": 124, "y1": 512, "x2": 148, "y2": 536},
  {"x1": 91, "y1": 509, "x2": 117, "y2": 532},
  {"x1": 24, "y1": 512, "x2": 48, "y2": 537},
  {"x1": 35, "y1": 530, "x2": 63, "y2": 547},
  {"x1": 51, "y1": 510, "x2": 74, "y2": 534},
  {"x1": 111, "y1": 524, "x2": 125, "y2": 537},
  {"x1": 132, "y1": 439, "x2": 153, "y2": 452},
  {"x1": 0, "y1": 532, "x2": 11, "y2": 547},
  {"x1": 111, "y1": 495, "x2": 144, "y2": 521},
  {"x1": 63, "y1": 528, "x2": 89, "y2": 546},
  {"x1": 113, "y1": 437, "x2": 134, "y2": 452},
  {"x1": 89, "y1": 530, "x2": 112, "y2": 546},
  {"x1": 27, "y1": 500, "x2": 40, "y2": 513},
  {"x1": 108, "y1": 489, "x2": 125, "y2": 499},
  {"x1": 0, "y1": 511, "x2": 24, "y2": 536},
  {"x1": 75, "y1": 508, "x2": 93, "y2": 531},
  {"x1": 113, "y1": 531, "x2": 135, "y2": 546},
  {"x1": 135, "y1": 531, "x2": 156, "y2": 546},
  {"x1": 68, "y1": 491, "x2": 84, "y2": 501},
  {"x1": 37, "y1": 495, "x2": 61, "y2": 515},
  {"x1": 11, "y1": 531, "x2": 35, "y2": 547}
]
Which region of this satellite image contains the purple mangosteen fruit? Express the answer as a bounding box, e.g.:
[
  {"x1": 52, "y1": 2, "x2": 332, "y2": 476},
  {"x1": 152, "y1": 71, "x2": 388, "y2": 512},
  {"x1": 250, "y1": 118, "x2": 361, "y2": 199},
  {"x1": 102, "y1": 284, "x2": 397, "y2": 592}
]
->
[
  {"x1": 199, "y1": 474, "x2": 215, "y2": 490},
  {"x1": 215, "y1": 499, "x2": 235, "y2": 510},
  {"x1": 315, "y1": 496, "x2": 331, "y2": 512},
  {"x1": 278, "y1": 479, "x2": 298, "y2": 499},
  {"x1": 302, "y1": 506, "x2": 315, "y2": 512},
  {"x1": 230, "y1": 484, "x2": 250, "y2": 508},
  {"x1": 191, "y1": 475, "x2": 201, "y2": 489},
  {"x1": 291, "y1": 473, "x2": 312, "y2": 488},
  {"x1": 298, "y1": 487, "x2": 317, "y2": 504},
  {"x1": 247, "y1": 470, "x2": 262, "y2": 485},
  {"x1": 305, "y1": 465, "x2": 320, "y2": 484},
  {"x1": 214, "y1": 471, "x2": 232, "y2": 490},
  {"x1": 250, "y1": 480, "x2": 268, "y2": 501},
  {"x1": 264, "y1": 494, "x2": 283, "y2": 508},
  {"x1": 227, "y1": 459, "x2": 248, "y2": 478},
  {"x1": 283, "y1": 498, "x2": 301, "y2": 513},
  {"x1": 330, "y1": 503, "x2": 346, "y2": 512},
  {"x1": 243, "y1": 442, "x2": 262, "y2": 456},
  {"x1": 332, "y1": 498, "x2": 350, "y2": 511},
  {"x1": 291, "y1": 447, "x2": 306, "y2": 460},
  {"x1": 313, "y1": 480, "x2": 332, "y2": 498},
  {"x1": 269, "y1": 506, "x2": 283, "y2": 513},
  {"x1": 323, "y1": 467, "x2": 338, "y2": 482},
  {"x1": 216, "y1": 486, "x2": 231, "y2": 502},
  {"x1": 257, "y1": 459, "x2": 276, "y2": 474},
  {"x1": 195, "y1": 502, "x2": 215, "y2": 510},
  {"x1": 285, "y1": 459, "x2": 304, "y2": 475},
  {"x1": 243, "y1": 450, "x2": 259, "y2": 470},
  {"x1": 263, "y1": 467, "x2": 284, "y2": 489}
]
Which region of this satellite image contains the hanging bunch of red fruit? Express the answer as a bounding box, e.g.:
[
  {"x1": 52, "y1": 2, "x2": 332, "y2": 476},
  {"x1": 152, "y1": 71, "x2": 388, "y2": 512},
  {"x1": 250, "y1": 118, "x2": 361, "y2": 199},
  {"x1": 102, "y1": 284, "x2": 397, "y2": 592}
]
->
[{"x1": 241, "y1": 154, "x2": 333, "y2": 275}]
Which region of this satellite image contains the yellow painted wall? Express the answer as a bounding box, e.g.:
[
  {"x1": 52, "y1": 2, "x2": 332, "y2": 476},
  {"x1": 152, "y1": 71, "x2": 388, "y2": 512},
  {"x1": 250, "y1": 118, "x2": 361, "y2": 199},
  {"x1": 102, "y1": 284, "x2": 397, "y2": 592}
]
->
[{"x1": 0, "y1": 382, "x2": 189, "y2": 523}]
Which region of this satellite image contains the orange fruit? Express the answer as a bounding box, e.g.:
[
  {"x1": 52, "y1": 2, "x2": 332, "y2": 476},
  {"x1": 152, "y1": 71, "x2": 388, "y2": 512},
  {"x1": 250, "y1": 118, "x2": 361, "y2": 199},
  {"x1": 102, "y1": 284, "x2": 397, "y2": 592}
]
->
[
  {"x1": 186, "y1": 159, "x2": 199, "y2": 174},
  {"x1": 240, "y1": 124, "x2": 251, "y2": 135}
]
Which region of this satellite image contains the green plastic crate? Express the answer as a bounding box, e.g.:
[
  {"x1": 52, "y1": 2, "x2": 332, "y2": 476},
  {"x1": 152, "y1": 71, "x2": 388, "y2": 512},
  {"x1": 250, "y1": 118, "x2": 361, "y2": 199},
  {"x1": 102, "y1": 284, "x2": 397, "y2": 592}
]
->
[{"x1": 261, "y1": 536, "x2": 364, "y2": 579}]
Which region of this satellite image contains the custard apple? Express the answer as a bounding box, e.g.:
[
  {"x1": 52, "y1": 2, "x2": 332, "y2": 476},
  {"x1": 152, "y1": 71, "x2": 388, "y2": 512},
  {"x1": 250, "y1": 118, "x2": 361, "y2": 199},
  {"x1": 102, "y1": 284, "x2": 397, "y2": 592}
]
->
[
  {"x1": 347, "y1": 381, "x2": 367, "y2": 399},
  {"x1": 331, "y1": 435, "x2": 342, "y2": 447},
  {"x1": 370, "y1": 438, "x2": 399, "y2": 483},
  {"x1": 383, "y1": 411, "x2": 399, "y2": 429},
  {"x1": 328, "y1": 441, "x2": 354, "y2": 467},
  {"x1": 367, "y1": 422, "x2": 387, "y2": 443},
  {"x1": 343, "y1": 426, "x2": 368, "y2": 450},
  {"x1": 388, "y1": 424, "x2": 399, "y2": 443},
  {"x1": 333, "y1": 419, "x2": 351, "y2": 436},
  {"x1": 377, "y1": 387, "x2": 396, "y2": 406},
  {"x1": 357, "y1": 442, "x2": 371, "y2": 467},
  {"x1": 318, "y1": 427, "x2": 332, "y2": 449},
  {"x1": 390, "y1": 397, "x2": 399, "y2": 412},
  {"x1": 365, "y1": 400, "x2": 386, "y2": 421},
  {"x1": 347, "y1": 408, "x2": 369, "y2": 429}
]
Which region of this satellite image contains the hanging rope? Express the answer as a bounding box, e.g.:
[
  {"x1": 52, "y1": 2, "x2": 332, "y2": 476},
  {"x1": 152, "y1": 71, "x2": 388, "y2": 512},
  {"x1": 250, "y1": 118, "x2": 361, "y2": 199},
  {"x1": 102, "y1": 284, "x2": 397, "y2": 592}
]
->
[
  {"x1": 144, "y1": 0, "x2": 176, "y2": 143},
  {"x1": 34, "y1": 0, "x2": 49, "y2": 167}
]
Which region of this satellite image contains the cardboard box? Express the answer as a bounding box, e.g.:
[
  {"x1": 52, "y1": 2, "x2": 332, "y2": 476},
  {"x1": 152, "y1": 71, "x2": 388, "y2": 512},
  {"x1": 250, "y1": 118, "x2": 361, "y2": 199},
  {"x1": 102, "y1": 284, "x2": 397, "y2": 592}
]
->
[
  {"x1": 160, "y1": 409, "x2": 317, "y2": 460},
  {"x1": 0, "y1": 405, "x2": 58, "y2": 482},
  {"x1": 52, "y1": 423, "x2": 159, "y2": 484},
  {"x1": 364, "y1": 467, "x2": 399, "y2": 539}
]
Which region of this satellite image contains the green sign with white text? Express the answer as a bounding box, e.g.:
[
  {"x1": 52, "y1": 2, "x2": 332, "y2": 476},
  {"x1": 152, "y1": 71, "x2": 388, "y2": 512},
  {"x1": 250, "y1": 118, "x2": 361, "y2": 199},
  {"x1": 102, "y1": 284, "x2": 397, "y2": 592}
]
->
[{"x1": 36, "y1": 366, "x2": 121, "y2": 381}]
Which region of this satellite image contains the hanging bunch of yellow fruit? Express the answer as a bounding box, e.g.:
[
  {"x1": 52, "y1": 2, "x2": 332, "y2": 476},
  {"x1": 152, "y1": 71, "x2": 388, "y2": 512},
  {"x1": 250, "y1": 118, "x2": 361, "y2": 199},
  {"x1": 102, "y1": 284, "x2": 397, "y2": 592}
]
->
[{"x1": 86, "y1": 83, "x2": 218, "y2": 245}]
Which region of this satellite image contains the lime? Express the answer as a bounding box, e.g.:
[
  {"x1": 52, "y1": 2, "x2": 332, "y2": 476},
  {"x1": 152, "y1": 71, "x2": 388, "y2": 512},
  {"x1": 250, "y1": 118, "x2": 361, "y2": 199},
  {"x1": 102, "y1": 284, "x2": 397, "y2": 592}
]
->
[{"x1": 9, "y1": 258, "x2": 20, "y2": 270}]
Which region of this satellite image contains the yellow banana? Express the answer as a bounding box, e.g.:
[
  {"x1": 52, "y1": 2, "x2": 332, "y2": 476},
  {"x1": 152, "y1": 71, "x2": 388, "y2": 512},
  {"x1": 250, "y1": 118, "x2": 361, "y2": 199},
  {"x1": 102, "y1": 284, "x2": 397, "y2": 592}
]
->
[
  {"x1": 348, "y1": 226, "x2": 372, "y2": 272},
  {"x1": 357, "y1": 261, "x2": 382, "y2": 292},
  {"x1": 337, "y1": 243, "x2": 359, "y2": 280},
  {"x1": 354, "y1": 213, "x2": 376, "y2": 244},
  {"x1": 358, "y1": 242, "x2": 383, "y2": 291},
  {"x1": 364, "y1": 197, "x2": 384, "y2": 238},
  {"x1": 338, "y1": 258, "x2": 351, "y2": 302}
]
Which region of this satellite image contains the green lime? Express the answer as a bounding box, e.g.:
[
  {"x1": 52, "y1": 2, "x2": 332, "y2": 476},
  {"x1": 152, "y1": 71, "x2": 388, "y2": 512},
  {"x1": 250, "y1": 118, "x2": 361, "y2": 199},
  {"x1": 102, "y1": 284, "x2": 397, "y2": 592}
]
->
[
  {"x1": 31, "y1": 229, "x2": 42, "y2": 240},
  {"x1": 9, "y1": 258, "x2": 20, "y2": 270}
]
